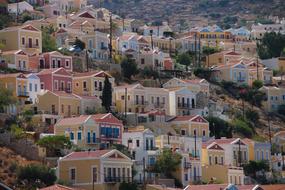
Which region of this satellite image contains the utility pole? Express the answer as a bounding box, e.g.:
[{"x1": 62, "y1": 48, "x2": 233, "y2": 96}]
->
[
  {"x1": 86, "y1": 50, "x2": 89, "y2": 72},
  {"x1": 194, "y1": 33, "x2": 197, "y2": 69},
  {"x1": 150, "y1": 31, "x2": 154, "y2": 50},
  {"x1": 109, "y1": 13, "x2": 113, "y2": 64},
  {"x1": 169, "y1": 38, "x2": 172, "y2": 56},
  {"x1": 124, "y1": 88, "x2": 127, "y2": 119},
  {"x1": 238, "y1": 139, "x2": 241, "y2": 167},
  {"x1": 256, "y1": 55, "x2": 259, "y2": 80},
  {"x1": 143, "y1": 157, "x2": 146, "y2": 190},
  {"x1": 194, "y1": 134, "x2": 197, "y2": 158},
  {"x1": 198, "y1": 36, "x2": 201, "y2": 68},
  {"x1": 16, "y1": 0, "x2": 19, "y2": 24}
]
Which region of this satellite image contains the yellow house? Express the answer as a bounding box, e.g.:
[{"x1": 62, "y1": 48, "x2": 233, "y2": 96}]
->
[
  {"x1": 0, "y1": 25, "x2": 42, "y2": 54},
  {"x1": 73, "y1": 71, "x2": 114, "y2": 98},
  {"x1": 166, "y1": 115, "x2": 209, "y2": 139},
  {"x1": 259, "y1": 86, "x2": 285, "y2": 112},
  {"x1": 55, "y1": 113, "x2": 123, "y2": 149},
  {"x1": 212, "y1": 59, "x2": 273, "y2": 86},
  {"x1": 57, "y1": 149, "x2": 133, "y2": 190},
  {"x1": 201, "y1": 141, "x2": 245, "y2": 185},
  {"x1": 201, "y1": 142, "x2": 225, "y2": 166},
  {"x1": 36, "y1": 90, "x2": 81, "y2": 117},
  {"x1": 2, "y1": 50, "x2": 31, "y2": 71},
  {"x1": 205, "y1": 50, "x2": 241, "y2": 67},
  {"x1": 0, "y1": 73, "x2": 29, "y2": 114}
]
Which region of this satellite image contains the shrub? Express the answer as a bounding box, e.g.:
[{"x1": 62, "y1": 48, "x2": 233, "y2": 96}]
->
[
  {"x1": 278, "y1": 105, "x2": 285, "y2": 116},
  {"x1": 207, "y1": 116, "x2": 233, "y2": 138},
  {"x1": 17, "y1": 164, "x2": 57, "y2": 187},
  {"x1": 245, "y1": 109, "x2": 259, "y2": 123},
  {"x1": 232, "y1": 119, "x2": 254, "y2": 138}
]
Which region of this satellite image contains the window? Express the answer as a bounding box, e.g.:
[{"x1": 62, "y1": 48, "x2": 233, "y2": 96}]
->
[
  {"x1": 92, "y1": 167, "x2": 97, "y2": 182},
  {"x1": 51, "y1": 105, "x2": 55, "y2": 114},
  {"x1": 193, "y1": 129, "x2": 197, "y2": 136},
  {"x1": 202, "y1": 130, "x2": 206, "y2": 137},
  {"x1": 52, "y1": 59, "x2": 56, "y2": 68},
  {"x1": 209, "y1": 156, "x2": 212, "y2": 165},
  {"x1": 76, "y1": 82, "x2": 79, "y2": 87},
  {"x1": 70, "y1": 168, "x2": 76, "y2": 182},
  {"x1": 77, "y1": 106, "x2": 80, "y2": 114},
  {"x1": 57, "y1": 60, "x2": 61, "y2": 68},
  {"x1": 29, "y1": 83, "x2": 32, "y2": 91},
  {"x1": 121, "y1": 96, "x2": 125, "y2": 100},
  {"x1": 54, "y1": 80, "x2": 58, "y2": 90},
  {"x1": 221, "y1": 157, "x2": 224, "y2": 165},
  {"x1": 141, "y1": 58, "x2": 145, "y2": 65},
  {"x1": 94, "y1": 81, "x2": 97, "y2": 88},
  {"x1": 184, "y1": 174, "x2": 188, "y2": 181},
  {"x1": 65, "y1": 60, "x2": 69, "y2": 67},
  {"x1": 83, "y1": 81, "x2": 87, "y2": 89},
  {"x1": 181, "y1": 130, "x2": 186, "y2": 135},
  {"x1": 70, "y1": 132, "x2": 74, "y2": 140},
  {"x1": 22, "y1": 37, "x2": 25, "y2": 45},
  {"x1": 99, "y1": 82, "x2": 102, "y2": 91},
  {"x1": 35, "y1": 84, "x2": 38, "y2": 92},
  {"x1": 77, "y1": 132, "x2": 81, "y2": 140},
  {"x1": 36, "y1": 39, "x2": 39, "y2": 46},
  {"x1": 61, "y1": 104, "x2": 64, "y2": 113},
  {"x1": 136, "y1": 140, "x2": 140, "y2": 147},
  {"x1": 215, "y1": 156, "x2": 218, "y2": 164}
]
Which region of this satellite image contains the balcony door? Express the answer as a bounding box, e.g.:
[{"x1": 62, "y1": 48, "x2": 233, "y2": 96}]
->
[{"x1": 28, "y1": 38, "x2": 32, "y2": 48}]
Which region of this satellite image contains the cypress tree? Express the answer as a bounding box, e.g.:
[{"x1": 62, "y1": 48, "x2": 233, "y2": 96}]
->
[{"x1": 102, "y1": 75, "x2": 112, "y2": 112}]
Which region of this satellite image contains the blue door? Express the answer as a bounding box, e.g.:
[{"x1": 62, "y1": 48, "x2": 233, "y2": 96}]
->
[{"x1": 92, "y1": 132, "x2": 96, "y2": 143}]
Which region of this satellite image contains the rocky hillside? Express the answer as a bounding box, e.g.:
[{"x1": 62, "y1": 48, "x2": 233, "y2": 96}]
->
[
  {"x1": 88, "y1": 0, "x2": 285, "y2": 31},
  {"x1": 0, "y1": 146, "x2": 40, "y2": 189}
]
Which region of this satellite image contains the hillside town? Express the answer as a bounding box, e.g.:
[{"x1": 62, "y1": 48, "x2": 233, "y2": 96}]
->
[{"x1": 1, "y1": 0, "x2": 285, "y2": 190}]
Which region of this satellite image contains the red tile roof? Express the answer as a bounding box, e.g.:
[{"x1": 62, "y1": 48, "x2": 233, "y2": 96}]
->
[
  {"x1": 73, "y1": 70, "x2": 111, "y2": 78},
  {"x1": 39, "y1": 184, "x2": 80, "y2": 190},
  {"x1": 185, "y1": 184, "x2": 228, "y2": 190},
  {"x1": 168, "y1": 115, "x2": 196, "y2": 122},
  {"x1": 261, "y1": 184, "x2": 285, "y2": 190},
  {"x1": 61, "y1": 150, "x2": 112, "y2": 160},
  {"x1": 56, "y1": 115, "x2": 91, "y2": 126},
  {"x1": 92, "y1": 113, "x2": 123, "y2": 125},
  {"x1": 52, "y1": 91, "x2": 79, "y2": 98}
]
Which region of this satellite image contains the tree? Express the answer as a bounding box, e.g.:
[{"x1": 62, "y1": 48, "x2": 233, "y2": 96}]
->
[
  {"x1": 245, "y1": 109, "x2": 259, "y2": 123},
  {"x1": 121, "y1": 57, "x2": 138, "y2": 80},
  {"x1": 17, "y1": 164, "x2": 57, "y2": 188},
  {"x1": 0, "y1": 88, "x2": 16, "y2": 112},
  {"x1": 73, "y1": 38, "x2": 85, "y2": 50},
  {"x1": 37, "y1": 135, "x2": 72, "y2": 156},
  {"x1": 207, "y1": 116, "x2": 233, "y2": 138},
  {"x1": 257, "y1": 32, "x2": 285, "y2": 59},
  {"x1": 176, "y1": 53, "x2": 192, "y2": 71},
  {"x1": 243, "y1": 160, "x2": 269, "y2": 180},
  {"x1": 42, "y1": 26, "x2": 57, "y2": 52},
  {"x1": 252, "y1": 80, "x2": 263, "y2": 89},
  {"x1": 102, "y1": 75, "x2": 112, "y2": 112},
  {"x1": 22, "y1": 13, "x2": 32, "y2": 23},
  {"x1": 202, "y1": 46, "x2": 220, "y2": 55},
  {"x1": 119, "y1": 181, "x2": 138, "y2": 190},
  {"x1": 154, "y1": 149, "x2": 181, "y2": 178}
]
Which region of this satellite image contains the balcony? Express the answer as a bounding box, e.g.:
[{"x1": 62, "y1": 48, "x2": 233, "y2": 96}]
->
[
  {"x1": 17, "y1": 91, "x2": 29, "y2": 97},
  {"x1": 154, "y1": 103, "x2": 165, "y2": 108},
  {"x1": 86, "y1": 138, "x2": 101, "y2": 144},
  {"x1": 184, "y1": 162, "x2": 192, "y2": 169},
  {"x1": 104, "y1": 177, "x2": 132, "y2": 183},
  {"x1": 135, "y1": 101, "x2": 149, "y2": 106},
  {"x1": 58, "y1": 88, "x2": 72, "y2": 93},
  {"x1": 100, "y1": 46, "x2": 108, "y2": 50},
  {"x1": 178, "y1": 103, "x2": 191, "y2": 109}
]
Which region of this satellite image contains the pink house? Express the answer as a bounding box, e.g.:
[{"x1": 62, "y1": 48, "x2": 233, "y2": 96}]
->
[
  {"x1": 37, "y1": 67, "x2": 72, "y2": 93},
  {"x1": 42, "y1": 51, "x2": 73, "y2": 71}
]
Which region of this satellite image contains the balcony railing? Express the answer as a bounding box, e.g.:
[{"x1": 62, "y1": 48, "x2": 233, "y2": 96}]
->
[
  {"x1": 135, "y1": 101, "x2": 149, "y2": 106},
  {"x1": 104, "y1": 177, "x2": 132, "y2": 183},
  {"x1": 17, "y1": 91, "x2": 29, "y2": 97},
  {"x1": 154, "y1": 103, "x2": 165, "y2": 108},
  {"x1": 184, "y1": 162, "x2": 192, "y2": 169},
  {"x1": 178, "y1": 103, "x2": 191, "y2": 109},
  {"x1": 58, "y1": 88, "x2": 72, "y2": 93},
  {"x1": 86, "y1": 138, "x2": 101, "y2": 144}
]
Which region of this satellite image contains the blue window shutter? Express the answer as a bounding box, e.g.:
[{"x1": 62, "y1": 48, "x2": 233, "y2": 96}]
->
[
  {"x1": 87, "y1": 132, "x2": 91, "y2": 143},
  {"x1": 78, "y1": 132, "x2": 81, "y2": 140},
  {"x1": 70, "y1": 132, "x2": 74, "y2": 140},
  {"x1": 93, "y1": 132, "x2": 96, "y2": 143}
]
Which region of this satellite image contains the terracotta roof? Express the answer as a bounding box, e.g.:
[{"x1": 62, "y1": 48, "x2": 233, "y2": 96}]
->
[
  {"x1": 261, "y1": 185, "x2": 285, "y2": 190},
  {"x1": 185, "y1": 184, "x2": 228, "y2": 190},
  {"x1": 56, "y1": 115, "x2": 91, "y2": 126},
  {"x1": 225, "y1": 51, "x2": 241, "y2": 56},
  {"x1": 92, "y1": 113, "x2": 123, "y2": 125},
  {"x1": 73, "y1": 70, "x2": 111, "y2": 78},
  {"x1": 52, "y1": 91, "x2": 79, "y2": 98},
  {"x1": 0, "y1": 73, "x2": 23, "y2": 78},
  {"x1": 61, "y1": 150, "x2": 112, "y2": 160},
  {"x1": 167, "y1": 115, "x2": 196, "y2": 122},
  {"x1": 39, "y1": 184, "x2": 80, "y2": 190},
  {"x1": 73, "y1": 94, "x2": 101, "y2": 100}
]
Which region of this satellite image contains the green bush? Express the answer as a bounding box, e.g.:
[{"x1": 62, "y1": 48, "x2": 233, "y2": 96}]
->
[
  {"x1": 17, "y1": 164, "x2": 57, "y2": 187},
  {"x1": 245, "y1": 109, "x2": 259, "y2": 123},
  {"x1": 207, "y1": 116, "x2": 233, "y2": 138},
  {"x1": 232, "y1": 119, "x2": 254, "y2": 138}
]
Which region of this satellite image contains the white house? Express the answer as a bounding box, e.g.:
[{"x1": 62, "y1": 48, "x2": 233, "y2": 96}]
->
[
  {"x1": 122, "y1": 128, "x2": 158, "y2": 183},
  {"x1": 8, "y1": 1, "x2": 34, "y2": 14},
  {"x1": 142, "y1": 22, "x2": 172, "y2": 37},
  {"x1": 26, "y1": 73, "x2": 41, "y2": 104},
  {"x1": 169, "y1": 87, "x2": 197, "y2": 116}
]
